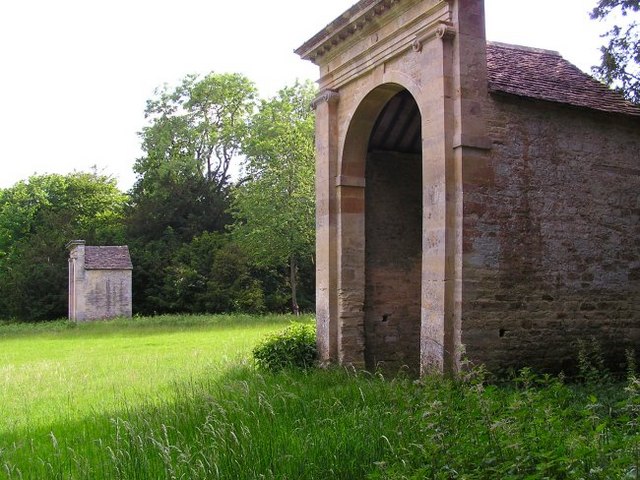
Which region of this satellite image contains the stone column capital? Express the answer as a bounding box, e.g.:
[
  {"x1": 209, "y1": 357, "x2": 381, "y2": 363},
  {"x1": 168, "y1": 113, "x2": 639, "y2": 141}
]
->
[
  {"x1": 411, "y1": 21, "x2": 456, "y2": 52},
  {"x1": 311, "y1": 89, "x2": 340, "y2": 110}
]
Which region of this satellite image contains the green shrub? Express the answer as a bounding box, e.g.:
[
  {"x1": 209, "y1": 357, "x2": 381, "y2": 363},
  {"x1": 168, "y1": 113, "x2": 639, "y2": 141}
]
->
[
  {"x1": 577, "y1": 337, "x2": 611, "y2": 384},
  {"x1": 252, "y1": 322, "x2": 317, "y2": 372}
]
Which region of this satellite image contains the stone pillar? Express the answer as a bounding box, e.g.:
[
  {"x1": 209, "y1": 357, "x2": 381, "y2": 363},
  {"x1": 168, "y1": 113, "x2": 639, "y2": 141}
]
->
[
  {"x1": 312, "y1": 90, "x2": 340, "y2": 364},
  {"x1": 450, "y1": 0, "x2": 490, "y2": 372},
  {"x1": 66, "y1": 240, "x2": 86, "y2": 321},
  {"x1": 416, "y1": 25, "x2": 456, "y2": 374},
  {"x1": 415, "y1": 0, "x2": 489, "y2": 374}
]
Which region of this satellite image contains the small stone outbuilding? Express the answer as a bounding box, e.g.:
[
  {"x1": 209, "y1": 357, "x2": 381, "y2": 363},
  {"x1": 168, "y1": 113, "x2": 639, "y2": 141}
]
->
[
  {"x1": 67, "y1": 240, "x2": 133, "y2": 321},
  {"x1": 296, "y1": 0, "x2": 640, "y2": 375}
]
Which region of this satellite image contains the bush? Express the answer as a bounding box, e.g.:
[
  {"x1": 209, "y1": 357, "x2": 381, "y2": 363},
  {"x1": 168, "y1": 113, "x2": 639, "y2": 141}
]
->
[{"x1": 252, "y1": 322, "x2": 317, "y2": 372}]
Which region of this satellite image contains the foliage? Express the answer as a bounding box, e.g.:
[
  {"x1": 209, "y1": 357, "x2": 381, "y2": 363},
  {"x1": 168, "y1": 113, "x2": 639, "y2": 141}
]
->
[
  {"x1": 577, "y1": 337, "x2": 613, "y2": 385},
  {"x1": 126, "y1": 73, "x2": 258, "y2": 314},
  {"x1": 155, "y1": 232, "x2": 266, "y2": 314},
  {"x1": 125, "y1": 75, "x2": 316, "y2": 316},
  {"x1": 0, "y1": 172, "x2": 126, "y2": 320},
  {"x1": 591, "y1": 0, "x2": 640, "y2": 102},
  {"x1": 130, "y1": 230, "x2": 294, "y2": 316},
  {"x1": 128, "y1": 72, "x2": 257, "y2": 243},
  {"x1": 231, "y1": 81, "x2": 316, "y2": 314},
  {"x1": 136, "y1": 71, "x2": 257, "y2": 194},
  {"x1": 252, "y1": 322, "x2": 317, "y2": 372},
  {"x1": 128, "y1": 231, "x2": 180, "y2": 315}
]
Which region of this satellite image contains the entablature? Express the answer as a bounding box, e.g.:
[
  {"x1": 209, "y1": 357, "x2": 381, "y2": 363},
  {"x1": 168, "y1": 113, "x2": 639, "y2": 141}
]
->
[{"x1": 296, "y1": 0, "x2": 455, "y2": 90}]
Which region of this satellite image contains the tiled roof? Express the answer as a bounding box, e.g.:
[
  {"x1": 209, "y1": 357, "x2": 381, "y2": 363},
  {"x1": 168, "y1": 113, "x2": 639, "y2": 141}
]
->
[
  {"x1": 85, "y1": 246, "x2": 133, "y2": 270},
  {"x1": 487, "y1": 42, "x2": 640, "y2": 117}
]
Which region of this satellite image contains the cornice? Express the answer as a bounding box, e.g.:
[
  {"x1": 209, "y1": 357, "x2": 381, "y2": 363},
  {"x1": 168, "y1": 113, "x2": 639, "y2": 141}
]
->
[
  {"x1": 313, "y1": 1, "x2": 454, "y2": 90},
  {"x1": 295, "y1": 0, "x2": 405, "y2": 64}
]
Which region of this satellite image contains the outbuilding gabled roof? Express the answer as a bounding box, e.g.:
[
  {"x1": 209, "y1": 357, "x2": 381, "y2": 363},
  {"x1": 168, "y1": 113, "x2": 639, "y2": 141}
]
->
[
  {"x1": 487, "y1": 42, "x2": 640, "y2": 117},
  {"x1": 85, "y1": 246, "x2": 133, "y2": 270}
]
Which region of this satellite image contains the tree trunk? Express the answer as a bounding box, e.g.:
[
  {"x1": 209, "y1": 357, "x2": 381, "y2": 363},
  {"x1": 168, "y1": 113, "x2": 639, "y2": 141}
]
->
[{"x1": 290, "y1": 255, "x2": 300, "y2": 316}]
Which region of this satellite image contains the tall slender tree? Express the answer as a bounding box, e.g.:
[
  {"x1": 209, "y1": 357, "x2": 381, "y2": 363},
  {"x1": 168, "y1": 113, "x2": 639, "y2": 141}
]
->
[{"x1": 231, "y1": 81, "x2": 316, "y2": 315}]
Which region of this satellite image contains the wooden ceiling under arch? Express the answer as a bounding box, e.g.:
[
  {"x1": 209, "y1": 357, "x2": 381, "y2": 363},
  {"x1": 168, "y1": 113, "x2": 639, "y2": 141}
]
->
[{"x1": 368, "y1": 89, "x2": 421, "y2": 155}]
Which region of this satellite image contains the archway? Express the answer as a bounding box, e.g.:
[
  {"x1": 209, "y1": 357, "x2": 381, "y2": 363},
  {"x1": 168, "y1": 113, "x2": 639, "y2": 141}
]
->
[
  {"x1": 337, "y1": 84, "x2": 424, "y2": 373},
  {"x1": 364, "y1": 89, "x2": 422, "y2": 374},
  {"x1": 298, "y1": 0, "x2": 486, "y2": 375}
]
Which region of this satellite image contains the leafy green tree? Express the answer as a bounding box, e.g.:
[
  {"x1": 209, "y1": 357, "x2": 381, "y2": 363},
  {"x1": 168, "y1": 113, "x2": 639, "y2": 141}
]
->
[
  {"x1": 127, "y1": 73, "x2": 257, "y2": 313},
  {"x1": 591, "y1": 0, "x2": 640, "y2": 102},
  {"x1": 156, "y1": 232, "x2": 267, "y2": 314},
  {"x1": 231, "y1": 81, "x2": 316, "y2": 315},
  {"x1": 0, "y1": 172, "x2": 126, "y2": 320},
  {"x1": 129, "y1": 72, "x2": 257, "y2": 242}
]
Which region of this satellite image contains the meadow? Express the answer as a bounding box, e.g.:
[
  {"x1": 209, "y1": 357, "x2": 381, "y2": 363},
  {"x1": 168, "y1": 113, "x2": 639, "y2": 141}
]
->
[{"x1": 1, "y1": 314, "x2": 639, "y2": 479}]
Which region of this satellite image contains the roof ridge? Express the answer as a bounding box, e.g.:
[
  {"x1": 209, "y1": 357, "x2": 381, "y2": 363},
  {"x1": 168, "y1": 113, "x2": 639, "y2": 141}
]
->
[{"x1": 487, "y1": 41, "x2": 560, "y2": 57}]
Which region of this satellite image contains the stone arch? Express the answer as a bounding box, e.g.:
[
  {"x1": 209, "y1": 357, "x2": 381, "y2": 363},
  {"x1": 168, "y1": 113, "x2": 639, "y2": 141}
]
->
[
  {"x1": 339, "y1": 72, "x2": 423, "y2": 178},
  {"x1": 299, "y1": 0, "x2": 488, "y2": 375},
  {"x1": 336, "y1": 83, "x2": 431, "y2": 374}
]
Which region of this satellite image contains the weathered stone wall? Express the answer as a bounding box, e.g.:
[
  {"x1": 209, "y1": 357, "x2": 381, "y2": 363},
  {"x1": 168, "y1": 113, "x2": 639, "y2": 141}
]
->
[
  {"x1": 462, "y1": 95, "x2": 640, "y2": 373},
  {"x1": 365, "y1": 151, "x2": 422, "y2": 373},
  {"x1": 83, "y1": 270, "x2": 132, "y2": 321}
]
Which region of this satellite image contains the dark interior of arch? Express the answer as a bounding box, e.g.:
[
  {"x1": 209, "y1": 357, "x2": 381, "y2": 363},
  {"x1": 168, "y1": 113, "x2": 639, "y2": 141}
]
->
[
  {"x1": 368, "y1": 89, "x2": 421, "y2": 154},
  {"x1": 364, "y1": 89, "x2": 422, "y2": 375}
]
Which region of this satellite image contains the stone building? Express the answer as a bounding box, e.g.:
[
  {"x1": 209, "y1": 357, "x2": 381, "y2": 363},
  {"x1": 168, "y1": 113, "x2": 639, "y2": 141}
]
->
[
  {"x1": 296, "y1": 0, "x2": 640, "y2": 374},
  {"x1": 67, "y1": 240, "x2": 133, "y2": 321}
]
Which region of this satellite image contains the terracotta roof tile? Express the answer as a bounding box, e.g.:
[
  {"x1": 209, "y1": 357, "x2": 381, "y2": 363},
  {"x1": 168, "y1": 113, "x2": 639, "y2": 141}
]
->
[
  {"x1": 487, "y1": 42, "x2": 640, "y2": 117},
  {"x1": 85, "y1": 246, "x2": 133, "y2": 270}
]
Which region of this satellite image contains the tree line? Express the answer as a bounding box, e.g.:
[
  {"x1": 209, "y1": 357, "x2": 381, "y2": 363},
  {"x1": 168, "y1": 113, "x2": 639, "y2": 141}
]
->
[
  {"x1": 1, "y1": 0, "x2": 637, "y2": 321},
  {"x1": 0, "y1": 76, "x2": 316, "y2": 321}
]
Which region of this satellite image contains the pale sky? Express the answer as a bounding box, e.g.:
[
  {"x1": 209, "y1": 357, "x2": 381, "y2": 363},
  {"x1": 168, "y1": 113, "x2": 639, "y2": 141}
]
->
[{"x1": 0, "y1": 0, "x2": 607, "y2": 191}]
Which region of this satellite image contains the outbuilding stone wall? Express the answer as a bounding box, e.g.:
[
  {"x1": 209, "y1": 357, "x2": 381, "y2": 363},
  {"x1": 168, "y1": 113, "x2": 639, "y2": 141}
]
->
[
  {"x1": 68, "y1": 241, "x2": 133, "y2": 321},
  {"x1": 462, "y1": 97, "x2": 640, "y2": 372}
]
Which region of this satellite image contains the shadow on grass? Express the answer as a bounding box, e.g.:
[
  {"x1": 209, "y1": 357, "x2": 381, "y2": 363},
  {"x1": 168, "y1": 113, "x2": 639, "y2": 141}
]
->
[
  {"x1": 1, "y1": 364, "x2": 420, "y2": 480},
  {"x1": 2, "y1": 361, "x2": 638, "y2": 480}
]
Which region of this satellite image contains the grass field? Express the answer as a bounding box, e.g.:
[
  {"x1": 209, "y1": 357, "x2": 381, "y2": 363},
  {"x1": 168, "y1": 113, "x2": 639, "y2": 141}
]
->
[
  {"x1": 1, "y1": 314, "x2": 295, "y2": 434},
  {"x1": 0, "y1": 314, "x2": 300, "y2": 478},
  {"x1": 1, "y1": 315, "x2": 639, "y2": 479}
]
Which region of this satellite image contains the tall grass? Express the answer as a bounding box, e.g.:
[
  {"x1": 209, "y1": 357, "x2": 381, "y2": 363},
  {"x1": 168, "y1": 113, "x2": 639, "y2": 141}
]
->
[{"x1": 1, "y1": 316, "x2": 639, "y2": 479}]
